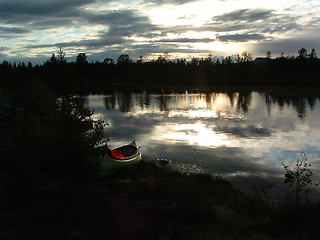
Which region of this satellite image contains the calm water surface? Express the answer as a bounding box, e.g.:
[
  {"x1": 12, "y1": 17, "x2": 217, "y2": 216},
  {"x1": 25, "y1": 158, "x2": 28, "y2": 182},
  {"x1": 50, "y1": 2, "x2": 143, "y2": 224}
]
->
[{"x1": 84, "y1": 90, "x2": 320, "y2": 200}]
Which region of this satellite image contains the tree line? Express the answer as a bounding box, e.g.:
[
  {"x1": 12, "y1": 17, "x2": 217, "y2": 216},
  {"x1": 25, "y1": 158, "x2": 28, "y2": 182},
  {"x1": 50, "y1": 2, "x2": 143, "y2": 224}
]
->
[{"x1": 1, "y1": 47, "x2": 320, "y2": 92}]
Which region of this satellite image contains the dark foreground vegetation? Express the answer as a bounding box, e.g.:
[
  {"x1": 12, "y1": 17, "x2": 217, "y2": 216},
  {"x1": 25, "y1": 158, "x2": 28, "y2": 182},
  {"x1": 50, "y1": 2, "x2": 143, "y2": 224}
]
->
[
  {"x1": 1, "y1": 160, "x2": 320, "y2": 240},
  {"x1": 1, "y1": 81, "x2": 320, "y2": 240},
  {"x1": 1, "y1": 48, "x2": 320, "y2": 94}
]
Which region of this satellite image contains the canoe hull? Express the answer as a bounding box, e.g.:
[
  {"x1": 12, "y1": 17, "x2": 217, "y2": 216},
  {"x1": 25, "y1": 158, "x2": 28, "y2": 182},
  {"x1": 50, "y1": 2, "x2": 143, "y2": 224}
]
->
[{"x1": 100, "y1": 141, "x2": 141, "y2": 176}]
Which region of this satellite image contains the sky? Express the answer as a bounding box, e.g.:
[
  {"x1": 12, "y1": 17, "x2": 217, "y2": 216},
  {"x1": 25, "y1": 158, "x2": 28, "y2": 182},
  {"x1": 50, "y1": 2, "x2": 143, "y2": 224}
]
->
[{"x1": 1, "y1": 0, "x2": 320, "y2": 64}]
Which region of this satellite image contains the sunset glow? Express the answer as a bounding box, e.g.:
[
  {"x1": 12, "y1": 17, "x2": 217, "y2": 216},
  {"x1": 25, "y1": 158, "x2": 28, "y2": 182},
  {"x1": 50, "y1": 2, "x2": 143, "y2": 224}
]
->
[{"x1": 0, "y1": 0, "x2": 319, "y2": 63}]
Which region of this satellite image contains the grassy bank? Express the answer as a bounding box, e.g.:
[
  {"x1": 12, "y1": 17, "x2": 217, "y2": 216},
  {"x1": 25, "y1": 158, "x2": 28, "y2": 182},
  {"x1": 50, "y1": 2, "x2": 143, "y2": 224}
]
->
[{"x1": 1, "y1": 161, "x2": 320, "y2": 240}]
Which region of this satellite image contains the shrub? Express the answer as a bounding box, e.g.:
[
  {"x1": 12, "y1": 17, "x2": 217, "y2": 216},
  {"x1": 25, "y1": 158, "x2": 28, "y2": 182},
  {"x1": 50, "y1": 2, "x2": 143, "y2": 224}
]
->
[
  {"x1": 283, "y1": 153, "x2": 319, "y2": 206},
  {"x1": 12, "y1": 82, "x2": 108, "y2": 188}
]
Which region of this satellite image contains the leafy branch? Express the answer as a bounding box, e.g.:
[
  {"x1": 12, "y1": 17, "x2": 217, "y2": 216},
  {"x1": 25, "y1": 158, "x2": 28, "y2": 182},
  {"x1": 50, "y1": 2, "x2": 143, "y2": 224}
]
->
[{"x1": 283, "y1": 153, "x2": 319, "y2": 206}]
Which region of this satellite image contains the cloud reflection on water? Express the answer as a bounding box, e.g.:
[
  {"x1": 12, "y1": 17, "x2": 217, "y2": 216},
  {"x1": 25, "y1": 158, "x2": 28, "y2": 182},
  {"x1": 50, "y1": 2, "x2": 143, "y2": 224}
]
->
[{"x1": 84, "y1": 90, "x2": 320, "y2": 200}]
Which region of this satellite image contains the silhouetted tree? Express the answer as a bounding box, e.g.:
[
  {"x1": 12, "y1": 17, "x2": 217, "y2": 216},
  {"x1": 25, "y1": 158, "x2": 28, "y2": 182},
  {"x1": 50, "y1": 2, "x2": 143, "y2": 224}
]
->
[
  {"x1": 242, "y1": 51, "x2": 253, "y2": 62},
  {"x1": 266, "y1": 51, "x2": 272, "y2": 58},
  {"x1": 27, "y1": 61, "x2": 33, "y2": 69},
  {"x1": 189, "y1": 57, "x2": 199, "y2": 66},
  {"x1": 137, "y1": 55, "x2": 143, "y2": 64},
  {"x1": 2, "y1": 47, "x2": 320, "y2": 89},
  {"x1": 309, "y1": 48, "x2": 317, "y2": 59},
  {"x1": 57, "y1": 47, "x2": 66, "y2": 64},
  {"x1": 1, "y1": 60, "x2": 10, "y2": 67},
  {"x1": 206, "y1": 54, "x2": 213, "y2": 63},
  {"x1": 76, "y1": 53, "x2": 88, "y2": 64},
  {"x1": 103, "y1": 58, "x2": 114, "y2": 64},
  {"x1": 117, "y1": 54, "x2": 132, "y2": 65},
  {"x1": 177, "y1": 58, "x2": 187, "y2": 65},
  {"x1": 49, "y1": 53, "x2": 58, "y2": 64},
  {"x1": 222, "y1": 56, "x2": 232, "y2": 64},
  {"x1": 157, "y1": 52, "x2": 170, "y2": 63},
  {"x1": 235, "y1": 52, "x2": 253, "y2": 63},
  {"x1": 235, "y1": 54, "x2": 241, "y2": 63},
  {"x1": 298, "y1": 48, "x2": 308, "y2": 59}
]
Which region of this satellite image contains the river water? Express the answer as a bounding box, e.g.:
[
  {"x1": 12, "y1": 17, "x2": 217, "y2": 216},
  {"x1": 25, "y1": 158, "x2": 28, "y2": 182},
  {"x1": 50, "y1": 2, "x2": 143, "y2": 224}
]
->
[{"x1": 84, "y1": 90, "x2": 320, "y2": 202}]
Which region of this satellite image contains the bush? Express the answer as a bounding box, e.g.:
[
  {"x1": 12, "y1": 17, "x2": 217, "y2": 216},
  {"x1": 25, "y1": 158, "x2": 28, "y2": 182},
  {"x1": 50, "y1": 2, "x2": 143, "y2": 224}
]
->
[
  {"x1": 283, "y1": 153, "x2": 319, "y2": 206},
  {"x1": 10, "y1": 81, "x2": 108, "y2": 188}
]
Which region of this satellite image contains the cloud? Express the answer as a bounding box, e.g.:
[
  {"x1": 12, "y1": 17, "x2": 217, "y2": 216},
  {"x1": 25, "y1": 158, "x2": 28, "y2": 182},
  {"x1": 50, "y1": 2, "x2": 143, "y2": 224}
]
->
[
  {"x1": 212, "y1": 8, "x2": 274, "y2": 22},
  {"x1": 217, "y1": 33, "x2": 266, "y2": 42},
  {"x1": 0, "y1": 26, "x2": 30, "y2": 34},
  {"x1": 1, "y1": 1, "x2": 320, "y2": 63},
  {"x1": 206, "y1": 8, "x2": 306, "y2": 43},
  {"x1": 0, "y1": 0, "x2": 90, "y2": 20},
  {"x1": 152, "y1": 38, "x2": 215, "y2": 43},
  {"x1": 86, "y1": 9, "x2": 150, "y2": 26},
  {"x1": 142, "y1": 0, "x2": 200, "y2": 5},
  {"x1": 0, "y1": 25, "x2": 30, "y2": 41},
  {"x1": 21, "y1": 6, "x2": 214, "y2": 61},
  {"x1": 0, "y1": 0, "x2": 94, "y2": 33},
  {"x1": 142, "y1": 0, "x2": 229, "y2": 5},
  {"x1": 22, "y1": 9, "x2": 156, "y2": 50},
  {"x1": 0, "y1": 0, "x2": 214, "y2": 62},
  {"x1": 0, "y1": 47, "x2": 9, "y2": 60},
  {"x1": 252, "y1": 35, "x2": 320, "y2": 57}
]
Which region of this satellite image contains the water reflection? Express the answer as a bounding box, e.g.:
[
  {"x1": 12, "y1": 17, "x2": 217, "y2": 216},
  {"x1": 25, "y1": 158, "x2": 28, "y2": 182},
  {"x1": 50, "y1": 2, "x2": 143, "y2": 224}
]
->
[
  {"x1": 84, "y1": 90, "x2": 320, "y2": 201},
  {"x1": 265, "y1": 94, "x2": 316, "y2": 119},
  {"x1": 100, "y1": 91, "x2": 256, "y2": 114}
]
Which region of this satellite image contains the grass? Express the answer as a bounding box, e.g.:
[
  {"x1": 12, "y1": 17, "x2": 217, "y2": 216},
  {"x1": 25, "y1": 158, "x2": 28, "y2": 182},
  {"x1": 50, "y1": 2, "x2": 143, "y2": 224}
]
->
[{"x1": 2, "y1": 160, "x2": 320, "y2": 240}]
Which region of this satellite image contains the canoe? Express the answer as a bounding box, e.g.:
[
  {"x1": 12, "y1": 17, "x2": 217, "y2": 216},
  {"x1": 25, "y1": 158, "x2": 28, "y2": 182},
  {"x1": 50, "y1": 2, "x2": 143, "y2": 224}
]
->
[{"x1": 100, "y1": 140, "x2": 141, "y2": 176}]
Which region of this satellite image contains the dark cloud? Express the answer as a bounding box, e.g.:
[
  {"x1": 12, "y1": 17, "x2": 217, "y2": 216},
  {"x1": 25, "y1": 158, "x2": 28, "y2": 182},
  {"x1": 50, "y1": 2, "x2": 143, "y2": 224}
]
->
[
  {"x1": 152, "y1": 38, "x2": 214, "y2": 43},
  {"x1": 0, "y1": 0, "x2": 90, "y2": 20},
  {"x1": 0, "y1": 26, "x2": 30, "y2": 34},
  {"x1": 86, "y1": 10, "x2": 151, "y2": 26},
  {"x1": 142, "y1": 0, "x2": 199, "y2": 5},
  {"x1": 23, "y1": 9, "x2": 156, "y2": 50},
  {"x1": 212, "y1": 8, "x2": 274, "y2": 22},
  {"x1": 22, "y1": 7, "x2": 213, "y2": 61},
  {"x1": 201, "y1": 23, "x2": 247, "y2": 32},
  {"x1": 142, "y1": 0, "x2": 227, "y2": 5},
  {"x1": 24, "y1": 35, "x2": 128, "y2": 50},
  {"x1": 29, "y1": 18, "x2": 76, "y2": 30},
  {"x1": 217, "y1": 33, "x2": 266, "y2": 42},
  {"x1": 0, "y1": 0, "x2": 93, "y2": 32},
  {"x1": 39, "y1": 10, "x2": 157, "y2": 53},
  {"x1": 1, "y1": 0, "x2": 319, "y2": 63},
  {"x1": 0, "y1": 0, "x2": 211, "y2": 62},
  {"x1": 261, "y1": 22, "x2": 301, "y2": 34},
  {"x1": 207, "y1": 8, "x2": 305, "y2": 43},
  {"x1": 136, "y1": 25, "x2": 193, "y2": 38},
  {"x1": 252, "y1": 34, "x2": 320, "y2": 57},
  {"x1": 201, "y1": 8, "x2": 304, "y2": 36}
]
